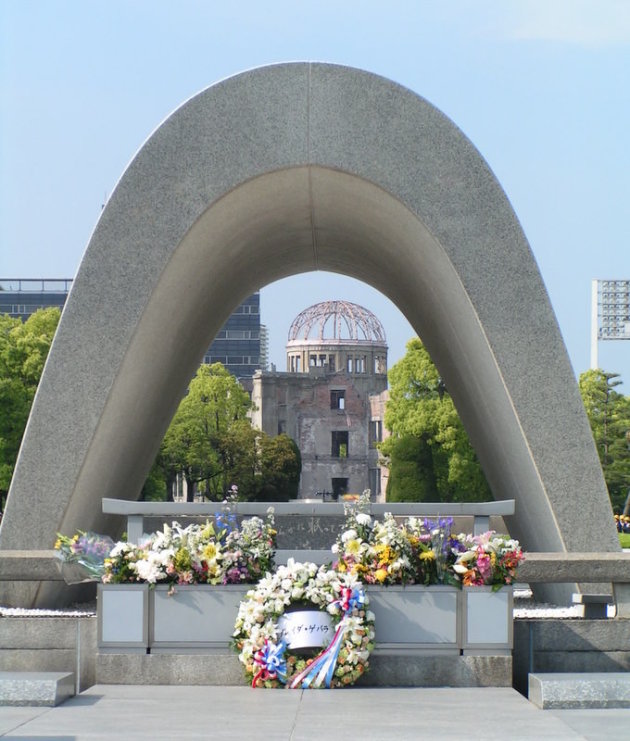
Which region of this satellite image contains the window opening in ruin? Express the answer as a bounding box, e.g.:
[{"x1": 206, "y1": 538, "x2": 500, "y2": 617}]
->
[
  {"x1": 331, "y1": 430, "x2": 349, "y2": 458},
  {"x1": 328, "y1": 354, "x2": 336, "y2": 371},
  {"x1": 369, "y1": 469, "x2": 381, "y2": 497},
  {"x1": 332, "y1": 478, "x2": 349, "y2": 498},
  {"x1": 330, "y1": 390, "x2": 345, "y2": 410},
  {"x1": 369, "y1": 420, "x2": 382, "y2": 446},
  {"x1": 356, "y1": 355, "x2": 366, "y2": 373},
  {"x1": 347, "y1": 357, "x2": 353, "y2": 373},
  {"x1": 374, "y1": 355, "x2": 387, "y2": 374}
]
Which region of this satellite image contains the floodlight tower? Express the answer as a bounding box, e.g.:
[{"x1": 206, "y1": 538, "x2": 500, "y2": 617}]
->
[{"x1": 591, "y1": 279, "x2": 630, "y2": 369}]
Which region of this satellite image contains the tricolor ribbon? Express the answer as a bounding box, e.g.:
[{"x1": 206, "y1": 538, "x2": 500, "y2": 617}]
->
[
  {"x1": 289, "y1": 586, "x2": 365, "y2": 689},
  {"x1": 339, "y1": 585, "x2": 365, "y2": 613},
  {"x1": 252, "y1": 639, "x2": 287, "y2": 687}
]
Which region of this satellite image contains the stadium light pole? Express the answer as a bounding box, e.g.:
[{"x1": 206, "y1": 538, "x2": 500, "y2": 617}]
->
[{"x1": 591, "y1": 279, "x2": 630, "y2": 370}]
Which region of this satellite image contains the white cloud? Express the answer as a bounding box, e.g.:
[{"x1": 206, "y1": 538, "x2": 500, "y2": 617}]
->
[{"x1": 497, "y1": 0, "x2": 630, "y2": 46}]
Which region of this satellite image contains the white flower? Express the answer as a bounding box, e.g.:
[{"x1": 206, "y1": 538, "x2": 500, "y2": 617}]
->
[
  {"x1": 356, "y1": 513, "x2": 372, "y2": 526},
  {"x1": 341, "y1": 529, "x2": 358, "y2": 543}
]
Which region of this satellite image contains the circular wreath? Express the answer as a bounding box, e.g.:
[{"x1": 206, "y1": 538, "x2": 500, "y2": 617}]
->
[{"x1": 232, "y1": 559, "x2": 375, "y2": 689}]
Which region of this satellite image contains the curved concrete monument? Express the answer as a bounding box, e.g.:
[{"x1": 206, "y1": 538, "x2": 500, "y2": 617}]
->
[{"x1": 0, "y1": 63, "x2": 618, "y2": 606}]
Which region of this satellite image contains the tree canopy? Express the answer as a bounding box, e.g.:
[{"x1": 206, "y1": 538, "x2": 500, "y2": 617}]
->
[
  {"x1": 153, "y1": 363, "x2": 301, "y2": 502},
  {"x1": 0, "y1": 310, "x2": 299, "y2": 507},
  {"x1": 380, "y1": 337, "x2": 490, "y2": 503},
  {"x1": 0, "y1": 308, "x2": 60, "y2": 507},
  {"x1": 579, "y1": 369, "x2": 630, "y2": 512}
]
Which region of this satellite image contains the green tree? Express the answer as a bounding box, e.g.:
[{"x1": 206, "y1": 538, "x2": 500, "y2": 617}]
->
[
  {"x1": 161, "y1": 363, "x2": 253, "y2": 501},
  {"x1": 0, "y1": 308, "x2": 60, "y2": 509},
  {"x1": 579, "y1": 369, "x2": 630, "y2": 511},
  {"x1": 157, "y1": 363, "x2": 302, "y2": 502},
  {"x1": 255, "y1": 434, "x2": 302, "y2": 502},
  {"x1": 384, "y1": 434, "x2": 437, "y2": 502},
  {"x1": 380, "y1": 337, "x2": 490, "y2": 503}
]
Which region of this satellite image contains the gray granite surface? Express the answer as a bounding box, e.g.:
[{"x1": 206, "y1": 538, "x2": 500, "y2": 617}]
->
[
  {"x1": 529, "y1": 672, "x2": 630, "y2": 709},
  {"x1": 2, "y1": 685, "x2": 628, "y2": 740},
  {"x1": 0, "y1": 671, "x2": 74, "y2": 707}
]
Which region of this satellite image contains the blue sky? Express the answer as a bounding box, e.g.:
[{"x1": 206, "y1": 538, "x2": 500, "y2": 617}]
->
[{"x1": 1, "y1": 1, "x2": 629, "y2": 386}]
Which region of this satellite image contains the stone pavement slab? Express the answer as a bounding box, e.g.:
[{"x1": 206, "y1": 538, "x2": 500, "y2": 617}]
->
[
  {"x1": 1, "y1": 685, "x2": 629, "y2": 740},
  {"x1": 550, "y1": 707, "x2": 630, "y2": 741}
]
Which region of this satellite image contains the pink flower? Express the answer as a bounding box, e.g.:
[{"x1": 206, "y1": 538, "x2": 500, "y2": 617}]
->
[{"x1": 476, "y1": 553, "x2": 493, "y2": 583}]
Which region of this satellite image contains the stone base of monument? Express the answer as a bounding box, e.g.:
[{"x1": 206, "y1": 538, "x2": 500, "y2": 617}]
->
[
  {"x1": 94, "y1": 652, "x2": 512, "y2": 687},
  {"x1": 94, "y1": 583, "x2": 514, "y2": 687}
]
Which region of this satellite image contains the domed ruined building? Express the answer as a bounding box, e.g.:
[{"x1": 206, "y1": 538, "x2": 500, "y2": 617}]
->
[{"x1": 251, "y1": 301, "x2": 389, "y2": 500}]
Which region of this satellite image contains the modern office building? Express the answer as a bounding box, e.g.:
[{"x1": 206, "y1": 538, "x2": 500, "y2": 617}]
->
[
  {"x1": 0, "y1": 279, "x2": 263, "y2": 378},
  {"x1": 0, "y1": 278, "x2": 71, "y2": 320}
]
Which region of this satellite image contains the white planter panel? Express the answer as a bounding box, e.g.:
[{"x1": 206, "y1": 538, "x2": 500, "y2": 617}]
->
[
  {"x1": 462, "y1": 587, "x2": 513, "y2": 650},
  {"x1": 368, "y1": 586, "x2": 459, "y2": 648},
  {"x1": 98, "y1": 584, "x2": 148, "y2": 649},
  {"x1": 150, "y1": 585, "x2": 249, "y2": 649}
]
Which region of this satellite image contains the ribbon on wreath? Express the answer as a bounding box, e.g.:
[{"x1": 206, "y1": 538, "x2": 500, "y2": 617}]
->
[
  {"x1": 289, "y1": 586, "x2": 365, "y2": 689},
  {"x1": 252, "y1": 638, "x2": 287, "y2": 687}
]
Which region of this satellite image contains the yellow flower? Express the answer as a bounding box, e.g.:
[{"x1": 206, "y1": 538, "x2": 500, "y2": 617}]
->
[
  {"x1": 202, "y1": 543, "x2": 218, "y2": 560},
  {"x1": 207, "y1": 562, "x2": 220, "y2": 577},
  {"x1": 346, "y1": 539, "x2": 361, "y2": 556},
  {"x1": 200, "y1": 522, "x2": 215, "y2": 540},
  {"x1": 374, "y1": 568, "x2": 388, "y2": 583},
  {"x1": 420, "y1": 551, "x2": 435, "y2": 561}
]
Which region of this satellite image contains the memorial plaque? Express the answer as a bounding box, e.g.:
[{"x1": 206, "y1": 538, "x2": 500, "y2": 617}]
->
[{"x1": 274, "y1": 515, "x2": 346, "y2": 549}]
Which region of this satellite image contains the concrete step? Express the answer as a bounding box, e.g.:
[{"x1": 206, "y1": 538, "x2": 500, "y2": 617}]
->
[
  {"x1": 0, "y1": 671, "x2": 75, "y2": 706},
  {"x1": 529, "y1": 672, "x2": 630, "y2": 709}
]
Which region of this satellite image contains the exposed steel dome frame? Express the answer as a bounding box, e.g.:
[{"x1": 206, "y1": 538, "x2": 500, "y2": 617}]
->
[{"x1": 287, "y1": 300, "x2": 387, "y2": 344}]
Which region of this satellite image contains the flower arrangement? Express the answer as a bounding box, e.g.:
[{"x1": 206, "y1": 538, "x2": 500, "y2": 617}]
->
[
  {"x1": 452, "y1": 531, "x2": 524, "y2": 589},
  {"x1": 332, "y1": 508, "x2": 416, "y2": 585},
  {"x1": 98, "y1": 508, "x2": 276, "y2": 588},
  {"x1": 54, "y1": 531, "x2": 116, "y2": 580},
  {"x1": 232, "y1": 559, "x2": 375, "y2": 689},
  {"x1": 332, "y1": 492, "x2": 523, "y2": 589}
]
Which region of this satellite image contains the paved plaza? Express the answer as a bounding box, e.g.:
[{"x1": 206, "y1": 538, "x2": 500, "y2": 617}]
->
[{"x1": 2, "y1": 685, "x2": 630, "y2": 740}]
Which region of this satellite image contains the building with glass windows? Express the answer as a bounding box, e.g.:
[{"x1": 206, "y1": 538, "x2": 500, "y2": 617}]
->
[{"x1": 0, "y1": 279, "x2": 263, "y2": 378}]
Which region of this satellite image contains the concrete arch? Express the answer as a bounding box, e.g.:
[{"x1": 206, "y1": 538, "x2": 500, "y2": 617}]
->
[{"x1": 0, "y1": 63, "x2": 617, "y2": 606}]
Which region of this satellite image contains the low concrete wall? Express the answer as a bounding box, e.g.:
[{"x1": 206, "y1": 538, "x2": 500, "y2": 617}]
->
[
  {"x1": 0, "y1": 616, "x2": 97, "y2": 692},
  {"x1": 513, "y1": 618, "x2": 630, "y2": 696},
  {"x1": 5, "y1": 613, "x2": 630, "y2": 693},
  {"x1": 95, "y1": 652, "x2": 512, "y2": 688}
]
